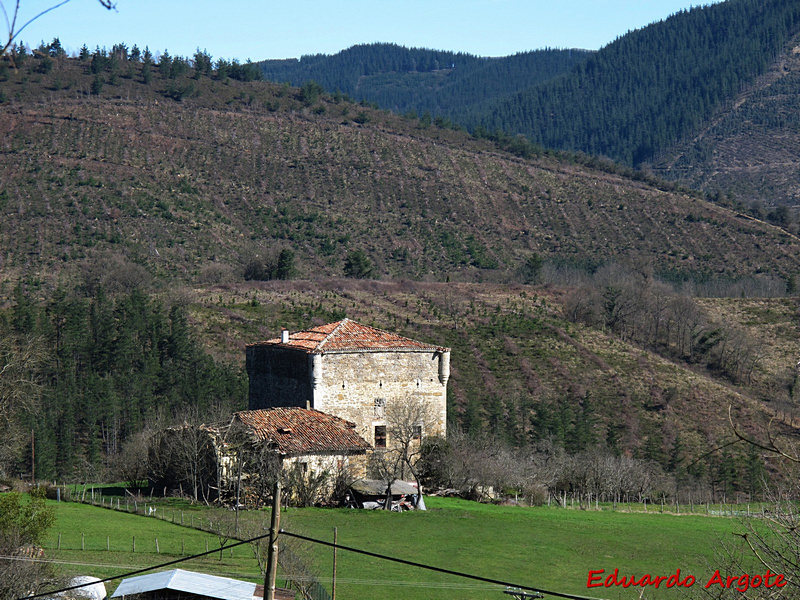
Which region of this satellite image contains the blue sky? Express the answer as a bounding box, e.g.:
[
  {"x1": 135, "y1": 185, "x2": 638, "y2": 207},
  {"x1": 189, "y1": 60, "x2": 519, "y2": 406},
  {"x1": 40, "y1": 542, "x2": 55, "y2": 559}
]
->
[{"x1": 13, "y1": 0, "x2": 723, "y2": 61}]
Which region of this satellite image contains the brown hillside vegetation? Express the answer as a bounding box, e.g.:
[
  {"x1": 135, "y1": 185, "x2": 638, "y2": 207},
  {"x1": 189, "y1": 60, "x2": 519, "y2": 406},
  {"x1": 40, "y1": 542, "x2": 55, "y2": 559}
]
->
[{"x1": 1, "y1": 55, "x2": 800, "y2": 293}]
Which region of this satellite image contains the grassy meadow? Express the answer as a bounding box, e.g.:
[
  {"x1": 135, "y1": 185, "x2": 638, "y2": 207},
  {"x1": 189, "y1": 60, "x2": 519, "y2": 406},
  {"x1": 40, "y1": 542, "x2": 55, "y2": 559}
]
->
[
  {"x1": 44, "y1": 500, "x2": 264, "y2": 590},
  {"x1": 40, "y1": 496, "x2": 758, "y2": 600}
]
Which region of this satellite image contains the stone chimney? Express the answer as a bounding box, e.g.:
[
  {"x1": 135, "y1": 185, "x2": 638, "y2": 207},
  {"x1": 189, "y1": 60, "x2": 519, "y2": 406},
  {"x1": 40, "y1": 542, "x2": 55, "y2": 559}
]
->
[{"x1": 281, "y1": 328, "x2": 289, "y2": 344}]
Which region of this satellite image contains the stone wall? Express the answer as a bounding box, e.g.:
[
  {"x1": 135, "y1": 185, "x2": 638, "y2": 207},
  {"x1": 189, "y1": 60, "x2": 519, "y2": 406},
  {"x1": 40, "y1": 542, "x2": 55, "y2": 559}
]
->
[
  {"x1": 313, "y1": 350, "x2": 448, "y2": 447},
  {"x1": 284, "y1": 453, "x2": 367, "y2": 482}
]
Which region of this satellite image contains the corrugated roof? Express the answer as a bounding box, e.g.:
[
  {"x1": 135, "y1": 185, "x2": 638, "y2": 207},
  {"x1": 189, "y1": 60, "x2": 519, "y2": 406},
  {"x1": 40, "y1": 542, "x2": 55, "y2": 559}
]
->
[
  {"x1": 246, "y1": 318, "x2": 448, "y2": 354},
  {"x1": 234, "y1": 408, "x2": 371, "y2": 456},
  {"x1": 350, "y1": 479, "x2": 418, "y2": 496},
  {"x1": 111, "y1": 569, "x2": 256, "y2": 600}
]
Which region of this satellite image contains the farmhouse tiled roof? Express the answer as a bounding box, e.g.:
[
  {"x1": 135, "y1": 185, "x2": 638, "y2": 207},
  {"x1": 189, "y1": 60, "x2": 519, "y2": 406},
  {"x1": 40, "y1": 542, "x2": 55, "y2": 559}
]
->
[
  {"x1": 233, "y1": 407, "x2": 371, "y2": 456},
  {"x1": 247, "y1": 318, "x2": 448, "y2": 354}
]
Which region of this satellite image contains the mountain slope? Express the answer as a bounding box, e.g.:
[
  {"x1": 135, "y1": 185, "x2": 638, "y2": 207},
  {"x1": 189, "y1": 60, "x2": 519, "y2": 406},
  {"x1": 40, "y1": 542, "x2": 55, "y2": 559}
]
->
[
  {"x1": 2, "y1": 50, "x2": 799, "y2": 491},
  {"x1": 653, "y1": 31, "x2": 800, "y2": 208},
  {"x1": 254, "y1": 1, "x2": 800, "y2": 172},
  {"x1": 2, "y1": 55, "x2": 800, "y2": 292},
  {"x1": 187, "y1": 279, "x2": 800, "y2": 479},
  {"x1": 473, "y1": 0, "x2": 800, "y2": 166}
]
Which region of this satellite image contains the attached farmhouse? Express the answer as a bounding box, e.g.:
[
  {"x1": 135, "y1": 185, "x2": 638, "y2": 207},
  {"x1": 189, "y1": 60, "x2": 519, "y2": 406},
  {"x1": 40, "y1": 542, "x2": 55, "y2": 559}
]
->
[
  {"x1": 223, "y1": 407, "x2": 371, "y2": 479},
  {"x1": 149, "y1": 408, "x2": 370, "y2": 504},
  {"x1": 246, "y1": 319, "x2": 450, "y2": 448}
]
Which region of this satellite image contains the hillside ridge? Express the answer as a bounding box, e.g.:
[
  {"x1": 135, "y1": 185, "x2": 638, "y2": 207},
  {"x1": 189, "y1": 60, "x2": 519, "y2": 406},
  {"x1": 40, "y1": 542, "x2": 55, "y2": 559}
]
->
[{"x1": 2, "y1": 55, "x2": 800, "y2": 294}]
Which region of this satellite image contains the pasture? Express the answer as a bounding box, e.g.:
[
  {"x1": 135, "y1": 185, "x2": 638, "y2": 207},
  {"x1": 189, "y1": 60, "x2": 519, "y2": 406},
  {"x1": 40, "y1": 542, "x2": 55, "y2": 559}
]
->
[{"x1": 39, "y1": 496, "x2": 758, "y2": 599}]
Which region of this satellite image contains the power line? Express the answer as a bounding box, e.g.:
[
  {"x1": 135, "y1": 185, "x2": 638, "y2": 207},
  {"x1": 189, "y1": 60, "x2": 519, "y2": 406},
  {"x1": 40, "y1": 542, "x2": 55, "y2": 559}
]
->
[
  {"x1": 280, "y1": 529, "x2": 609, "y2": 600},
  {"x1": 0, "y1": 555, "x2": 256, "y2": 582},
  {"x1": 17, "y1": 532, "x2": 272, "y2": 600},
  {"x1": 21, "y1": 526, "x2": 610, "y2": 600}
]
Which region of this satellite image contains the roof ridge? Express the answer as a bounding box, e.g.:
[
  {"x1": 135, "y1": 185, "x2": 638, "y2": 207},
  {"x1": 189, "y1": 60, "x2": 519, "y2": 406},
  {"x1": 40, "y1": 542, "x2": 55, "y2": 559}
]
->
[{"x1": 316, "y1": 318, "x2": 349, "y2": 351}]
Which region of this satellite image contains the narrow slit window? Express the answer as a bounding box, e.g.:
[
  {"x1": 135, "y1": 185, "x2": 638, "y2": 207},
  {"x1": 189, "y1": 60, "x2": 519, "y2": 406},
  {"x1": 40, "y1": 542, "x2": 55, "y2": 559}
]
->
[{"x1": 374, "y1": 425, "x2": 387, "y2": 448}]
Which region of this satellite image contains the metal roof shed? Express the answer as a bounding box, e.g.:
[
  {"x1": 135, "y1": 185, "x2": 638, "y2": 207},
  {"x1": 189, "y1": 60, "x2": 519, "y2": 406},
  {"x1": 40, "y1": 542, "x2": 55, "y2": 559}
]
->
[{"x1": 111, "y1": 569, "x2": 257, "y2": 600}]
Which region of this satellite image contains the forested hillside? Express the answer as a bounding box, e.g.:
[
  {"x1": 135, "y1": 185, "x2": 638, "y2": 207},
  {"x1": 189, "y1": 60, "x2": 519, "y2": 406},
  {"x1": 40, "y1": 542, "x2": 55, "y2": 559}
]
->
[
  {"x1": 257, "y1": 44, "x2": 592, "y2": 118},
  {"x1": 5, "y1": 276, "x2": 796, "y2": 497},
  {"x1": 3, "y1": 286, "x2": 245, "y2": 482},
  {"x1": 249, "y1": 0, "x2": 800, "y2": 212},
  {"x1": 473, "y1": 0, "x2": 800, "y2": 166},
  {"x1": 254, "y1": 2, "x2": 800, "y2": 170}
]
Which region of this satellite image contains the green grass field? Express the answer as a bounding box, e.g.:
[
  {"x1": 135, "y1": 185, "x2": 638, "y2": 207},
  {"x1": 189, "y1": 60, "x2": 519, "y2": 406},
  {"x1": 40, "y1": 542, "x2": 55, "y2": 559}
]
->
[
  {"x1": 277, "y1": 497, "x2": 757, "y2": 600},
  {"x1": 45, "y1": 501, "x2": 264, "y2": 591},
  {"x1": 38, "y1": 497, "x2": 761, "y2": 600}
]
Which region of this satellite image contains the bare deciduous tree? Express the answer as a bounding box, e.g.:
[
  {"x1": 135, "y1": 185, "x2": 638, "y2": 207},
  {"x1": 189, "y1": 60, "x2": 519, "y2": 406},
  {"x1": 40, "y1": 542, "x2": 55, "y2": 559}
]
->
[
  {"x1": 385, "y1": 395, "x2": 439, "y2": 500},
  {"x1": 1, "y1": 0, "x2": 115, "y2": 61},
  {"x1": 113, "y1": 429, "x2": 152, "y2": 489},
  {"x1": 697, "y1": 409, "x2": 800, "y2": 599},
  {"x1": 367, "y1": 446, "x2": 405, "y2": 510},
  {"x1": 0, "y1": 334, "x2": 45, "y2": 476},
  {"x1": 283, "y1": 462, "x2": 330, "y2": 507},
  {"x1": 148, "y1": 411, "x2": 218, "y2": 503}
]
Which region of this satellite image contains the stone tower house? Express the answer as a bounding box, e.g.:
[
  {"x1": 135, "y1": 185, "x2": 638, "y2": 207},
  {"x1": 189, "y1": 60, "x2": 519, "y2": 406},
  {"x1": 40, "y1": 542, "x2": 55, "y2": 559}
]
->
[{"x1": 246, "y1": 319, "x2": 450, "y2": 447}]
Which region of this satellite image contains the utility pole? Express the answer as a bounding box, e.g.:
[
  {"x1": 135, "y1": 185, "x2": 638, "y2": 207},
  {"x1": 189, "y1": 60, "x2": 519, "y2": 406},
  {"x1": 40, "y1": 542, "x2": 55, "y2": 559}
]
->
[
  {"x1": 264, "y1": 481, "x2": 281, "y2": 600},
  {"x1": 332, "y1": 527, "x2": 338, "y2": 600}
]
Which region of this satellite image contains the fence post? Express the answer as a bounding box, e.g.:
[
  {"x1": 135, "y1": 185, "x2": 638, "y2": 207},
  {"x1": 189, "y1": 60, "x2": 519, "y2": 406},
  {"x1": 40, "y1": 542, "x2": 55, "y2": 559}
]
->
[{"x1": 132, "y1": 536, "x2": 136, "y2": 553}]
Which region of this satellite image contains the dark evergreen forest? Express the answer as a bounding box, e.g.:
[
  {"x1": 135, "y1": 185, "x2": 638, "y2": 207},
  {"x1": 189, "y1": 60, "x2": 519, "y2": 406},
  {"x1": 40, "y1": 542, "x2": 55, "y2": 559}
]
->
[
  {"x1": 258, "y1": 0, "x2": 800, "y2": 168},
  {"x1": 474, "y1": 0, "x2": 800, "y2": 166},
  {"x1": 257, "y1": 43, "x2": 592, "y2": 117},
  {"x1": 5, "y1": 287, "x2": 246, "y2": 482}
]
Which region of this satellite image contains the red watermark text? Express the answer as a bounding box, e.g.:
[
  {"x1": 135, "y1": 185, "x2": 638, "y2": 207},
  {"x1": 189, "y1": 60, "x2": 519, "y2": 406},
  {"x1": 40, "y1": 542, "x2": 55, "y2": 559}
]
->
[{"x1": 587, "y1": 569, "x2": 787, "y2": 592}]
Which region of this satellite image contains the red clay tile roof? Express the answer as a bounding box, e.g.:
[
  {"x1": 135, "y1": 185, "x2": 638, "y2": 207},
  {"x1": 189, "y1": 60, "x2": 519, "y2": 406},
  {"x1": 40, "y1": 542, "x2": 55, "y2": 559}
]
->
[
  {"x1": 247, "y1": 318, "x2": 448, "y2": 354},
  {"x1": 233, "y1": 408, "x2": 371, "y2": 456}
]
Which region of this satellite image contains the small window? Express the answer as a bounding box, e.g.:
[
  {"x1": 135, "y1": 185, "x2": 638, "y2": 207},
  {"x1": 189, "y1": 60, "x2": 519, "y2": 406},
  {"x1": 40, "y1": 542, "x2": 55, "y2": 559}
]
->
[
  {"x1": 374, "y1": 398, "x2": 386, "y2": 418},
  {"x1": 412, "y1": 425, "x2": 422, "y2": 439},
  {"x1": 374, "y1": 425, "x2": 387, "y2": 448}
]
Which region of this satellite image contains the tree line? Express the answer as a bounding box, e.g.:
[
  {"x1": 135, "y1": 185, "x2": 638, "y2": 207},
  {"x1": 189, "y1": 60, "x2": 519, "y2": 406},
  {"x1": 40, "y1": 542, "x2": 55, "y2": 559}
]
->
[
  {"x1": 559, "y1": 263, "x2": 774, "y2": 386},
  {"x1": 256, "y1": 43, "x2": 590, "y2": 120},
  {"x1": 4, "y1": 37, "x2": 263, "y2": 100},
  {"x1": 419, "y1": 431, "x2": 767, "y2": 507}
]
